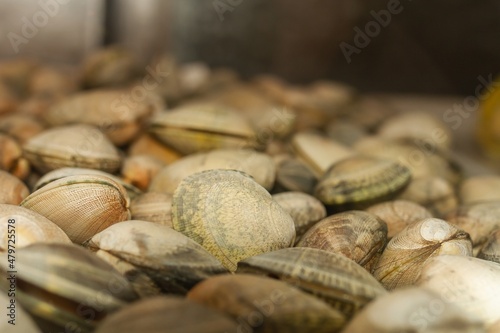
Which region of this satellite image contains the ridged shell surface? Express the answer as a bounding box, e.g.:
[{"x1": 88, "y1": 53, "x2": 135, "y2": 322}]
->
[
  {"x1": 237, "y1": 247, "x2": 387, "y2": 317},
  {"x1": 373, "y1": 218, "x2": 472, "y2": 290},
  {"x1": 315, "y1": 155, "x2": 411, "y2": 206},
  {"x1": 21, "y1": 174, "x2": 130, "y2": 243},
  {"x1": 172, "y1": 169, "x2": 295, "y2": 271}
]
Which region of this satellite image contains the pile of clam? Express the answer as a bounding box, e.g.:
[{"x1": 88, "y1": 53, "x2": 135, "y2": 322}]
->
[{"x1": 1, "y1": 47, "x2": 500, "y2": 333}]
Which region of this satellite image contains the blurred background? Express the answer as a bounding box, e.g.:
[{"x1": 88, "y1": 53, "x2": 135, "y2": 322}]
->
[
  {"x1": 0, "y1": 0, "x2": 499, "y2": 172},
  {"x1": 0, "y1": 0, "x2": 499, "y2": 95}
]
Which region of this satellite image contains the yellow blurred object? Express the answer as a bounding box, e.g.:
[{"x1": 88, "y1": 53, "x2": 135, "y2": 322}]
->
[{"x1": 478, "y1": 79, "x2": 500, "y2": 160}]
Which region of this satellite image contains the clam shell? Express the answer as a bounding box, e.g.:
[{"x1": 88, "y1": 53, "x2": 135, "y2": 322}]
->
[
  {"x1": 130, "y1": 192, "x2": 173, "y2": 226},
  {"x1": 0, "y1": 170, "x2": 29, "y2": 204},
  {"x1": 45, "y1": 89, "x2": 160, "y2": 146},
  {"x1": 355, "y1": 137, "x2": 461, "y2": 185},
  {"x1": 417, "y1": 255, "x2": 500, "y2": 327},
  {"x1": 34, "y1": 167, "x2": 142, "y2": 200},
  {"x1": 187, "y1": 274, "x2": 346, "y2": 333},
  {"x1": 128, "y1": 133, "x2": 182, "y2": 164},
  {"x1": 315, "y1": 155, "x2": 411, "y2": 207},
  {"x1": 0, "y1": 133, "x2": 29, "y2": 179},
  {"x1": 21, "y1": 174, "x2": 130, "y2": 244},
  {"x1": 373, "y1": 218, "x2": 472, "y2": 290},
  {"x1": 275, "y1": 156, "x2": 317, "y2": 194},
  {"x1": 150, "y1": 104, "x2": 258, "y2": 154},
  {"x1": 292, "y1": 132, "x2": 353, "y2": 177},
  {"x1": 377, "y1": 112, "x2": 452, "y2": 150},
  {"x1": 172, "y1": 169, "x2": 295, "y2": 271},
  {"x1": 399, "y1": 176, "x2": 458, "y2": 218},
  {"x1": 325, "y1": 119, "x2": 367, "y2": 147},
  {"x1": 0, "y1": 204, "x2": 71, "y2": 251},
  {"x1": 478, "y1": 229, "x2": 500, "y2": 264},
  {"x1": 0, "y1": 243, "x2": 137, "y2": 332},
  {"x1": 366, "y1": 200, "x2": 432, "y2": 239},
  {"x1": 342, "y1": 287, "x2": 485, "y2": 333},
  {"x1": 28, "y1": 65, "x2": 77, "y2": 97},
  {"x1": 94, "y1": 296, "x2": 238, "y2": 333},
  {"x1": 0, "y1": 113, "x2": 45, "y2": 144},
  {"x1": 86, "y1": 220, "x2": 228, "y2": 294},
  {"x1": 23, "y1": 124, "x2": 121, "y2": 174},
  {"x1": 296, "y1": 211, "x2": 387, "y2": 271},
  {"x1": 150, "y1": 148, "x2": 276, "y2": 194},
  {"x1": 272, "y1": 191, "x2": 326, "y2": 240},
  {"x1": 237, "y1": 247, "x2": 387, "y2": 318},
  {"x1": 446, "y1": 200, "x2": 500, "y2": 247},
  {"x1": 82, "y1": 46, "x2": 137, "y2": 88},
  {"x1": 121, "y1": 155, "x2": 165, "y2": 191},
  {"x1": 460, "y1": 175, "x2": 500, "y2": 205}
]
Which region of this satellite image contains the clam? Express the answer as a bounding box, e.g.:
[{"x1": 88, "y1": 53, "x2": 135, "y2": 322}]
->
[
  {"x1": 366, "y1": 200, "x2": 432, "y2": 239},
  {"x1": 0, "y1": 114, "x2": 45, "y2": 144},
  {"x1": 325, "y1": 119, "x2": 367, "y2": 146},
  {"x1": 130, "y1": 192, "x2": 173, "y2": 226},
  {"x1": 45, "y1": 89, "x2": 161, "y2": 146},
  {"x1": 34, "y1": 167, "x2": 142, "y2": 200},
  {"x1": 172, "y1": 169, "x2": 295, "y2": 271},
  {"x1": 82, "y1": 46, "x2": 137, "y2": 88},
  {"x1": 377, "y1": 111, "x2": 452, "y2": 150},
  {"x1": 0, "y1": 243, "x2": 138, "y2": 332},
  {"x1": 354, "y1": 137, "x2": 461, "y2": 185},
  {"x1": 85, "y1": 220, "x2": 228, "y2": 296},
  {"x1": 315, "y1": 155, "x2": 411, "y2": 208},
  {"x1": 296, "y1": 211, "x2": 387, "y2": 271},
  {"x1": 283, "y1": 82, "x2": 353, "y2": 131},
  {"x1": 291, "y1": 132, "x2": 353, "y2": 177},
  {"x1": 0, "y1": 170, "x2": 29, "y2": 204},
  {"x1": 460, "y1": 175, "x2": 500, "y2": 205},
  {"x1": 0, "y1": 58, "x2": 38, "y2": 95},
  {"x1": 94, "y1": 296, "x2": 238, "y2": 333},
  {"x1": 127, "y1": 133, "x2": 182, "y2": 164},
  {"x1": 200, "y1": 84, "x2": 296, "y2": 142},
  {"x1": 0, "y1": 133, "x2": 30, "y2": 179},
  {"x1": 272, "y1": 191, "x2": 326, "y2": 240},
  {"x1": 150, "y1": 148, "x2": 276, "y2": 194},
  {"x1": 121, "y1": 155, "x2": 165, "y2": 191},
  {"x1": 148, "y1": 54, "x2": 183, "y2": 102},
  {"x1": 343, "y1": 95, "x2": 396, "y2": 130},
  {"x1": 188, "y1": 274, "x2": 346, "y2": 333},
  {"x1": 343, "y1": 287, "x2": 485, "y2": 333},
  {"x1": 237, "y1": 247, "x2": 387, "y2": 318},
  {"x1": 399, "y1": 176, "x2": 458, "y2": 218},
  {"x1": 274, "y1": 156, "x2": 317, "y2": 194},
  {"x1": 0, "y1": 204, "x2": 71, "y2": 251},
  {"x1": 373, "y1": 218, "x2": 472, "y2": 290},
  {"x1": 21, "y1": 174, "x2": 130, "y2": 244},
  {"x1": 446, "y1": 200, "x2": 500, "y2": 248},
  {"x1": 477, "y1": 229, "x2": 500, "y2": 264},
  {"x1": 417, "y1": 255, "x2": 500, "y2": 327},
  {"x1": 149, "y1": 104, "x2": 259, "y2": 154},
  {"x1": 23, "y1": 124, "x2": 122, "y2": 174},
  {"x1": 28, "y1": 66, "x2": 77, "y2": 97}
]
